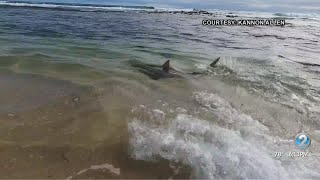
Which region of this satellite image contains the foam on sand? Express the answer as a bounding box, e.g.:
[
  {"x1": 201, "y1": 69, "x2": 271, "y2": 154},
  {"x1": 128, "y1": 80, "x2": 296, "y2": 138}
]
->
[{"x1": 66, "y1": 163, "x2": 120, "y2": 180}]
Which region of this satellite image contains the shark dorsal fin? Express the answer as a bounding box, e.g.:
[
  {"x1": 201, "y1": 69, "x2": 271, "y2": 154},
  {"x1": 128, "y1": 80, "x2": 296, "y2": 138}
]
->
[
  {"x1": 210, "y1": 57, "x2": 220, "y2": 67},
  {"x1": 162, "y1": 60, "x2": 170, "y2": 73}
]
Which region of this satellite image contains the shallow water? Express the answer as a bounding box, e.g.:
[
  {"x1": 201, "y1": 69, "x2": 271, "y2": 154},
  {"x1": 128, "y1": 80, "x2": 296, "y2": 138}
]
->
[{"x1": 0, "y1": 2, "x2": 320, "y2": 179}]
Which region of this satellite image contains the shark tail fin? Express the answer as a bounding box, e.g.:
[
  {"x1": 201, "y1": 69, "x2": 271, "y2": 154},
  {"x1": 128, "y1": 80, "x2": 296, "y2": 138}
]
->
[
  {"x1": 162, "y1": 60, "x2": 170, "y2": 73},
  {"x1": 210, "y1": 57, "x2": 220, "y2": 67}
]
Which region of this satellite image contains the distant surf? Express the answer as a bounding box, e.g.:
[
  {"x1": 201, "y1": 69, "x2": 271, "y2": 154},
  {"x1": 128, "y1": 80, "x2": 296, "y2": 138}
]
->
[
  {"x1": 0, "y1": 0, "x2": 155, "y2": 11},
  {"x1": 272, "y1": 12, "x2": 320, "y2": 20}
]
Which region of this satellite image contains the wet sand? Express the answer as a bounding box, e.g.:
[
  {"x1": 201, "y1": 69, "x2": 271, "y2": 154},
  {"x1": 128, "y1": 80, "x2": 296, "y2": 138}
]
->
[{"x1": 0, "y1": 70, "x2": 191, "y2": 179}]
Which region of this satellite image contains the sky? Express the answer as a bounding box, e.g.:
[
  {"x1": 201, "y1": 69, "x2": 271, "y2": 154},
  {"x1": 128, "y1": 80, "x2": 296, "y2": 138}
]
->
[{"x1": 14, "y1": 0, "x2": 320, "y2": 13}]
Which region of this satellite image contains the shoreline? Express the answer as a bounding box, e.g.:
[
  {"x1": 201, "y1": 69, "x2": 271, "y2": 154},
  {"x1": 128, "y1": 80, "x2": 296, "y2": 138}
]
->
[{"x1": 0, "y1": 70, "x2": 192, "y2": 179}]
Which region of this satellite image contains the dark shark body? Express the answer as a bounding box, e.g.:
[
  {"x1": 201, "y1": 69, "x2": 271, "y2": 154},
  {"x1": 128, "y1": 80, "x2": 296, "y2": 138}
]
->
[
  {"x1": 129, "y1": 60, "x2": 181, "y2": 80},
  {"x1": 130, "y1": 57, "x2": 220, "y2": 80}
]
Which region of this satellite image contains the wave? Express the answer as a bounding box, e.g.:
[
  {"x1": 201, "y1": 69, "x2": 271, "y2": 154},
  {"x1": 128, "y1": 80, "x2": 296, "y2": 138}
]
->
[
  {"x1": 128, "y1": 91, "x2": 320, "y2": 179},
  {"x1": 0, "y1": 54, "x2": 106, "y2": 83},
  {"x1": 250, "y1": 34, "x2": 287, "y2": 40},
  {"x1": 273, "y1": 12, "x2": 320, "y2": 20},
  {"x1": 0, "y1": 1, "x2": 155, "y2": 12}
]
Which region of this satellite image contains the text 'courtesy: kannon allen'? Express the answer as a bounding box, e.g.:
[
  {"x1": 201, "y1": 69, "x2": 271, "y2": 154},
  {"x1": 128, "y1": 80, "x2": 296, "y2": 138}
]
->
[{"x1": 202, "y1": 19, "x2": 286, "y2": 26}]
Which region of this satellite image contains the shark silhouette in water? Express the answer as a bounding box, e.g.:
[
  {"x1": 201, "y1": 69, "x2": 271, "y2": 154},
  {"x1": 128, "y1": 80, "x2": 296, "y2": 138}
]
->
[{"x1": 130, "y1": 57, "x2": 220, "y2": 80}]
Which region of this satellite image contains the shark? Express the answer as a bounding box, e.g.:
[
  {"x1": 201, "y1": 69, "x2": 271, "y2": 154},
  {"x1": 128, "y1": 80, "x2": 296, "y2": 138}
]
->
[{"x1": 129, "y1": 57, "x2": 220, "y2": 80}]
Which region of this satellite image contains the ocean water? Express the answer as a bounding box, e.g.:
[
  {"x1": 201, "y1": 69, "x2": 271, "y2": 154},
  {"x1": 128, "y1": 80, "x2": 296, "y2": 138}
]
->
[{"x1": 0, "y1": 1, "x2": 320, "y2": 179}]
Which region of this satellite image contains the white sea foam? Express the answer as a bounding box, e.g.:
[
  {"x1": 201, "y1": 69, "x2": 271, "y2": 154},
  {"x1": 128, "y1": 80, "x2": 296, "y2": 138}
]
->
[
  {"x1": 66, "y1": 163, "x2": 120, "y2": 179},
  {"x1": 0, "y1": 1, "x2": 154, "y2": 11},
  {"x1": 128, "y1": 91, "x2": 320, "y2": 179},
  {"x1": 129, "y1": 114, "x2": 287, "y2": 179}
]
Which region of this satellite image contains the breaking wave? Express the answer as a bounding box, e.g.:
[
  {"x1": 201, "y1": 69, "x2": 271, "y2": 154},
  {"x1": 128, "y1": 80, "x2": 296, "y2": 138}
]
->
[
  {"x1": 0, "y1": 1, "x2": 155, "y2": 12},
  {"x1": 128, "y1": 91, "x2": 320, "y2": 179},
  {"x1": 273, "y1": 12, "x2": 320, "y2": 20}
]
